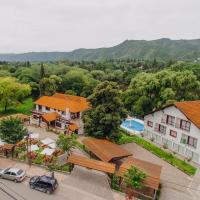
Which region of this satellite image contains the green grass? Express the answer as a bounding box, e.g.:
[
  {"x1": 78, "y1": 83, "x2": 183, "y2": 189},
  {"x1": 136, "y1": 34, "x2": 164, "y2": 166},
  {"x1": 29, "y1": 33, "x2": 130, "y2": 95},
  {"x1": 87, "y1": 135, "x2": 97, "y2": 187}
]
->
[
  {"x1": 0, "y1": 97, "x2": 34, "y2": 117},
  {"x1": 117, "y1": 133, "x2": 197, "y2": 176}
]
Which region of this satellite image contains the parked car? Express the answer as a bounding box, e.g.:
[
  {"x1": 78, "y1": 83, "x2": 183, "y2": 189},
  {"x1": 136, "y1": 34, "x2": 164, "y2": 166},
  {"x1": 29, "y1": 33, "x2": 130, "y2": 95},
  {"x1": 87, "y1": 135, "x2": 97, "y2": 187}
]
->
[
  {"x1": 0, "y1": 167, "x2": 26, "y2": 182},
  {"x1": 29, "y1": 175, "x2": 58, "y2": 194}
]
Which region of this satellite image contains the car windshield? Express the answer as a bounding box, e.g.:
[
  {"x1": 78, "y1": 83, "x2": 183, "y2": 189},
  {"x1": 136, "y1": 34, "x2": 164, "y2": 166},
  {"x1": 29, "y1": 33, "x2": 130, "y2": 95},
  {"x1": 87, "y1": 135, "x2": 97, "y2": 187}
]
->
[
  {"x1": 17, "y1": 169, "x2": 23, "y2": 175},
  {"x1": 4, "y1": 168, "x2": 10, "y2": 173}
]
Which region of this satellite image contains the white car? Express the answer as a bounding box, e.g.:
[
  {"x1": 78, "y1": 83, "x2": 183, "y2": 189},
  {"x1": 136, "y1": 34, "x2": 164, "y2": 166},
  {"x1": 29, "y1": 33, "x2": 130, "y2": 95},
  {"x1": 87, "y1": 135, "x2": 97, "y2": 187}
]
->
[{"x1": 0, "y1": 167, "x2": 26, "y2": 182}]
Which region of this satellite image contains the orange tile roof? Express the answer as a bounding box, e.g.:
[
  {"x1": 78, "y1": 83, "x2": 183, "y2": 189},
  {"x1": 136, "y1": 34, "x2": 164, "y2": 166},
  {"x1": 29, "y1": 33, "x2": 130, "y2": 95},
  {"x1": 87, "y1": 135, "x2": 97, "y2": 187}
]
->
[
  {"x1": 175, "y1": 100, "x2": 200, "y2": 129},
  {"x1": 69, "y1": 123, "x2": 78, "y2": 132},
  {"x1": 42, "y1": 112, "x2": 60, "y2": 122},
  {"x1": 116, "y1": 157, "x2": 162, "y2": 190},
  {"x1": 83, "y1": 138, "x2": 132, "y2": 162},
  {"x1": 35, "y1": 93, "x2": 90, "y2": 113},
  {"x1": 68, "y1": 154, "x2": 116, "y2": 174}
]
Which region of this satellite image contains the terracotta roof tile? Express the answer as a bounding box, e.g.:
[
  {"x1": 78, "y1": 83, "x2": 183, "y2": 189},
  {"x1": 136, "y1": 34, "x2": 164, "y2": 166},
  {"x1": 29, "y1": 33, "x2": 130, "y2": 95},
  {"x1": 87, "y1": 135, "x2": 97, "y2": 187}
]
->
[
  {"x1": 69, "y1": 123, "x2": 78, "y2": 132},
  {"x1": 42, "y1": 112, "x2": 60, "y2": 122},
  {"x1": 35, "y1": 93, "x2": 90, "y2": 113},
  {"x1": 83, "y1": 138, "x2": 132, "y2": 162},
  {"x1": 175, "y1": 100, "x2": 200, "y2": 129},
  {"x1": 116, "y1": 157, "x2": 162, "y2": 190},
  {"x1": 68, "y1": 154, "x2": 116, "y2": 174}
]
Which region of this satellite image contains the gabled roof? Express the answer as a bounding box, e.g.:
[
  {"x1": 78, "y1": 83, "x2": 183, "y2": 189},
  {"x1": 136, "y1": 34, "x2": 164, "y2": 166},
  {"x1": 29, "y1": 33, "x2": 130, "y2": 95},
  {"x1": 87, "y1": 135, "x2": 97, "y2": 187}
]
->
[
  {"x1": 174, "y1": 101, "x2": 200, "y2": 129},
  {"x1": 83, "y1": 138, "x2": 132, "y2": 162},
  {"x1": 69, "y1": 123, "x2": 78, "y2": 132},
  {"x1": 145, "y1": 100, "x2": 200, "y2": 129},
  {"x1": 35, "y1": 93, "x2": 90, "y2": 113},
  {"x1": 116, "y1": 157, "x2": 162, "y2": 190},
  {"x1": 68, "y1": 154, "x2": 116, "y2": 174}
]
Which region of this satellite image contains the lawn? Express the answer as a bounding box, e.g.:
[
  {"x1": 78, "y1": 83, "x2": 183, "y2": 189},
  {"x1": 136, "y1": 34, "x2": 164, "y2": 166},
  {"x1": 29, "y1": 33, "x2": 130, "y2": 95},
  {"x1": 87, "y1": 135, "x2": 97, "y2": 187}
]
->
[
  {"x1": 117, "y1": 133, "x2": 197, "y2": 176},
  {"x1": 0, "y1": 97, "x2": 34, "y2": 117}
]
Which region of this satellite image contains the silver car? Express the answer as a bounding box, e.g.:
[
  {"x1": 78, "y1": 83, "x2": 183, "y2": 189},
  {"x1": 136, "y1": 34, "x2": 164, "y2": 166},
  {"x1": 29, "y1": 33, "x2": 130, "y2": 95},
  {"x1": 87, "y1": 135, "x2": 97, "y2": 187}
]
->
[{"x1": 0, "y1": 168, "x2": 26, "y2": 182}]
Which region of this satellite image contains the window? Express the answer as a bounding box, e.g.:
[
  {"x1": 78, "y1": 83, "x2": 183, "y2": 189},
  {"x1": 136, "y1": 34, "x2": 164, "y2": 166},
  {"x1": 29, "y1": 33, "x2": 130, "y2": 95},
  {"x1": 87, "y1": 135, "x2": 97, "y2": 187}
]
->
[
  {"x1": 188, "y1": 136, "x2": 197, "y2": 148},
  {"x1": 154, "y1": 123, "x2": 166, "y2": 134},
  {"x1": 180, "y1": 120, "x2": 191, "y2": 132},
  {"x1": 55, "y1": 122, "x2": 62, "y2": 128},
  {"x1": 147, "y1": 121, "x2": 153, "y2": 127},
  {"x1": 159, "y1": 124, "x2": 166, "y2": 134},
  {"x1": 62, "y1": 111, "x2": 66, "y2": 115},
  {"x1": 166, "y1": 115, "x2": 175, "y2": 126},
  {"x1": 170, "y1": 130, "x2": 177, "y2": 138},
  {"x1": 181, "y1": 134, "x2": 197, "y2": 148},
  {"x1": 46, "y1": 107, "x2": 50, "y2": 111}
]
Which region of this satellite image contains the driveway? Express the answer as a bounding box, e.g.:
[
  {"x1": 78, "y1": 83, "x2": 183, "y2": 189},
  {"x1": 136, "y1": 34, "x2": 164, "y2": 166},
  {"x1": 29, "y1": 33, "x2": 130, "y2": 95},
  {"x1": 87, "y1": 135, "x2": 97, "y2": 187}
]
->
[
  {"x1": 122, "y1": 142, "x2": 200, "y2": 200},
  {"x1": 0, "y1": 158, "x2": 118, "y2": 200}
]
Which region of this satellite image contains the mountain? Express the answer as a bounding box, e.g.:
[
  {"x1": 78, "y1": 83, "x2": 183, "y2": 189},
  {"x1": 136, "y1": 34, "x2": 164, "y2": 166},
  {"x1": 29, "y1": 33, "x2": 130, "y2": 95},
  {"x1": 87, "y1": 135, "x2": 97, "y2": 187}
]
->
[{"x1": 0, "y1": 38, "x2": 200, "y2": 61}]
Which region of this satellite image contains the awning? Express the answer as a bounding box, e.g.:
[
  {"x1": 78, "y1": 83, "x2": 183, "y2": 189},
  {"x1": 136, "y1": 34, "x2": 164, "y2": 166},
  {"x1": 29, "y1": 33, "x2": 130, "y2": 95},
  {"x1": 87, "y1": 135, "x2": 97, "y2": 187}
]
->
[
  {"x1": 41, "y1": 138, "x2": 55, "y2": 145},
  {"x1": 83, "y1": 138, "x2": 132, "y2": 162},
  {"x1": 42, "y1": 112, "x2": 60, "y2": 122},
  {"x1": 68, "y1": 154, "x2": 116, "y2": 174},
  {"x1": 41, "y1": 148, "x2": 55, "y2": 156}
]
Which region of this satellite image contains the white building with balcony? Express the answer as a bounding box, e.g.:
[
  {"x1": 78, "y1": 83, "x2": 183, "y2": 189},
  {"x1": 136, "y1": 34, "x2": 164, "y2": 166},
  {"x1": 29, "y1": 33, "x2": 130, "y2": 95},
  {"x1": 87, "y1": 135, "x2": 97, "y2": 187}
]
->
[
  {"x1": 32, "y1": 93, "x2": 90, "y2": 134},
  {"x1": 144, "y1": 100, "x2": 200, "y2": 164}
]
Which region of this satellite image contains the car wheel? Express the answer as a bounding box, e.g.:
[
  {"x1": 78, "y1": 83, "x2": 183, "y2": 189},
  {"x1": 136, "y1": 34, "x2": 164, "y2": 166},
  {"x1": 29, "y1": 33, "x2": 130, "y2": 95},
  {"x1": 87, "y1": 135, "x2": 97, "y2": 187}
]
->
[
  {"x1": 30, "y1": 185, "x2": 34, "y2": 189},
  {"x1": 14, "y1": 179, "x2": 18, "y2": 183},
  {"x1": 46, "y1": 189, "x2": 52, "y2": 194}
]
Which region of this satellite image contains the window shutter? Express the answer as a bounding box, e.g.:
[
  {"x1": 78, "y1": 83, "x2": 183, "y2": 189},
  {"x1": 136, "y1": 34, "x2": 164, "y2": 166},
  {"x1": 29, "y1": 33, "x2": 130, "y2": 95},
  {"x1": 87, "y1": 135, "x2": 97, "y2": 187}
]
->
[
  {"x1": 175, "y1": 118, "x2": 181, "y2": 128},
  {"x1": 161, "y1": 114, "x2": 167, "y2": 124},
  {"x1": 154, "y1": 123, "x2": 159, "y2": 132}
]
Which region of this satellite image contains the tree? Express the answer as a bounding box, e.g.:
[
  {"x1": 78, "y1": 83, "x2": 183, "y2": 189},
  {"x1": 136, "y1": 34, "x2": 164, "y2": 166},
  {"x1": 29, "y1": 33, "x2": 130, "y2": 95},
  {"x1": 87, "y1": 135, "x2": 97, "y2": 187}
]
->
[
  {"x1": 0, "y1": 117, "x2": 27, "y2": 144},
  {"x1": 56, "y1": 134, "x2": 75, "y2": 155},
  {"x1": 83, "y1": 81, "x2": 127, "y2": 139},
  {"x1": 0, "y1": 77, "x2": 31, "y2": 111},
  {"x1": 124, "y1": 166, "x2": 146, "y2": 190},
  {"x1": 123, "y1": 69, "x2": 200, "y2": 116},
  {"x1": 39, "y1": 76, "x2": 62, "y2": 96},
  {"x1": 40, "y1": 62, "x2": 45, "y2": 79}
]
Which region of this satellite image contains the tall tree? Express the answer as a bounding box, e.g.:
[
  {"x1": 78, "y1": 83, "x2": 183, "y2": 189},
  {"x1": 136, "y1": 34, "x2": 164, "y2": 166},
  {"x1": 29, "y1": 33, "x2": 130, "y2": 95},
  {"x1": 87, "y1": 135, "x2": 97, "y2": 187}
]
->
[
  {"x1": 83, "y1": 81, "x2": 127, "y2": 139},
  {"x1": 40, "y1": 62, "x2": 45, "y2": 79}
]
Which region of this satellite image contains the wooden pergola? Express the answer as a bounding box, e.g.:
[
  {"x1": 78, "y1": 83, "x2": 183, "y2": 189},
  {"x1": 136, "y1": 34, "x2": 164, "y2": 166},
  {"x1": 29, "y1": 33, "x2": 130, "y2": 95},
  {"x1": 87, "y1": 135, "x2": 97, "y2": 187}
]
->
[
  {"x1": 83, "y1": 138, "x2": 132, "y2": 162},
  {"x1": 67, "y1": 154, "x2": 116, "y2": 174}
]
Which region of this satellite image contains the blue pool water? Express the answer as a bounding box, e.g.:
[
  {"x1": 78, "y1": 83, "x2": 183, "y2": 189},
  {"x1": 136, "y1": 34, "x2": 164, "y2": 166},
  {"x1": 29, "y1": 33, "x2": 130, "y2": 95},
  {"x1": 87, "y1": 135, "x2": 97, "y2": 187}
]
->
[{"x1": 121, "y1": 119, "x2": 144, "y2": 132}]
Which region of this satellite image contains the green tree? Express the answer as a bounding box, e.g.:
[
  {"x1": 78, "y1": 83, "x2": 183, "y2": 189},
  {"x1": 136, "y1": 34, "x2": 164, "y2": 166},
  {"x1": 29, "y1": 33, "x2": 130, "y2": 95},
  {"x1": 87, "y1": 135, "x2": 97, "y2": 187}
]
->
[
  {"x1": 0, "y1": 117, "x2": 27, "y2": 144},
  {"x1": 83, "y1": 81, "x2": 127, "y2": 139},
  {"x1": 40, "y1": 62, "x2": 45, "y2": 79},
  {"x1": 0, "y1": 77, "x2": 31, "y2": 111},
  {"x1": 123, "y1": 69, "x2": 200, "y2": 116},
  {"x1": 124, "y1": 166, "x2": 146, "y2": 190},
  {"x1": 56, "y1": 134, "x2": 75, "y2": 155}
]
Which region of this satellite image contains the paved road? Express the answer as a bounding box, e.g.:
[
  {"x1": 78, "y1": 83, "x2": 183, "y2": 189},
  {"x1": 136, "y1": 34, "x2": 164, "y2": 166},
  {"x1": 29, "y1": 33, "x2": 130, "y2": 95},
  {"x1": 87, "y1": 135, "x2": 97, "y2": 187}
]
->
[
  {"x1": 0, "y1": 158, "x2": 116, "y2": 200},
  {"x1": 122, "y1": 142, "x2": 200, "y2": 200}
]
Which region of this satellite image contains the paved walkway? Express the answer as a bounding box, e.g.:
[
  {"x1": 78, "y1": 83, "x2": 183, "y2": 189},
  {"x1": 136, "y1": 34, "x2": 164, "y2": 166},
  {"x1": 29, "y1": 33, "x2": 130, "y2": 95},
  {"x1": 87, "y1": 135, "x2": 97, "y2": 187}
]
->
[
  {"x1": 122, "y1": 142, "x2": 200, "y2": 200},
  {"x1": 0, "y1": 158, "x2": 120, "y2": 200}
]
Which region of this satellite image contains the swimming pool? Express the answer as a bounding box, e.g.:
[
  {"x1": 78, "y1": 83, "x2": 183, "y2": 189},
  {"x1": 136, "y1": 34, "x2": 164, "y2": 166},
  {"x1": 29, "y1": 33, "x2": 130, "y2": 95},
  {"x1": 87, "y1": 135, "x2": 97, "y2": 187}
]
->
[{"x1": 121, "y1": 118, "x2": 144, "y2": 132}]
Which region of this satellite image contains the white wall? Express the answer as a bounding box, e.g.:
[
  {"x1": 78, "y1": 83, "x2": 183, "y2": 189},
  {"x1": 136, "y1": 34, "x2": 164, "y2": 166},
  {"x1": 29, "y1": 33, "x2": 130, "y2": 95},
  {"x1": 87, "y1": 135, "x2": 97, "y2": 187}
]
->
[{"x1": 144, "y1": 105, "x2": 200, "y2": 163}]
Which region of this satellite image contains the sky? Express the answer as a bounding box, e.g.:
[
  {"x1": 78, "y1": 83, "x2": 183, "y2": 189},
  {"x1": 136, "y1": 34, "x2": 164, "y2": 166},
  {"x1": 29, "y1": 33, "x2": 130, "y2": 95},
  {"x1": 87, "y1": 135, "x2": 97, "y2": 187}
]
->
[{"x1": 0, "y1": 0, "x2": 200, "y2": 53}]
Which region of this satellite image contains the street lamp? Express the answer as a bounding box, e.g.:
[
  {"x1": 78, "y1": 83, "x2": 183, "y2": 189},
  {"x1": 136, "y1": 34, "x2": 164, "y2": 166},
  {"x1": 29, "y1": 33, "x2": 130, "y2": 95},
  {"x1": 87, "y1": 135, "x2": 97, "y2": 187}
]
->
[{"x1": 26, "y1": 131, "x2": 32, "y2": 167}]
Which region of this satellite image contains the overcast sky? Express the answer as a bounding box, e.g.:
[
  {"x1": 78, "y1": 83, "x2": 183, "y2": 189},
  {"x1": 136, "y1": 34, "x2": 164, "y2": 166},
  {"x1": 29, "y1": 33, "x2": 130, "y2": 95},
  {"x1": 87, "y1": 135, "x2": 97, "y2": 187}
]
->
[{"x1": 0, "y1": 0, "x2": 200, "y2": 53}]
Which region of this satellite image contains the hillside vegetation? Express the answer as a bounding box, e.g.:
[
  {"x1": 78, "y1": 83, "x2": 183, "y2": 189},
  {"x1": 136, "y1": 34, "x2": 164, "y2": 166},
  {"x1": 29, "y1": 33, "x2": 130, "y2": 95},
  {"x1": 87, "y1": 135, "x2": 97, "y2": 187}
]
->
[{"x1": 0, "y1": 38, "x2": 200, "y2": 61}]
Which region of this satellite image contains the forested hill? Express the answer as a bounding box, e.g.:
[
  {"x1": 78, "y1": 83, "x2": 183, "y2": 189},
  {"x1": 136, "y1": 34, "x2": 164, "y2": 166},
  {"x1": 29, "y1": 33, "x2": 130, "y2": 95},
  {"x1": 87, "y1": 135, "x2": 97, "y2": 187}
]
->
[{"x1": 1, "y1": 38, "x2": 200, "y2": 61}]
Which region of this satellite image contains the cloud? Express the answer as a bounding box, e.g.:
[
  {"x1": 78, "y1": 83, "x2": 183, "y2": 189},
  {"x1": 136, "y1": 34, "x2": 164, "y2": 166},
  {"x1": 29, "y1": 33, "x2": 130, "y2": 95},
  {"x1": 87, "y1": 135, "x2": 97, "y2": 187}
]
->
[{"x1": 0, "y1": 0, "x2": 199, "y2": 53}]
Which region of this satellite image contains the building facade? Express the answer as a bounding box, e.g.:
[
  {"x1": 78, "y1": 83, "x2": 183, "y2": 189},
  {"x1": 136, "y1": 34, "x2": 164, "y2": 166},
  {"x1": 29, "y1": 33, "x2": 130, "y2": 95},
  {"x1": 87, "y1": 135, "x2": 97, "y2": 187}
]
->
[
  {"x1": 144, "y1": 101, "x2": 200, "y2": 164},
  {"x1": 32, "y1": 93, "x2": 90, "y2": 134}
]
